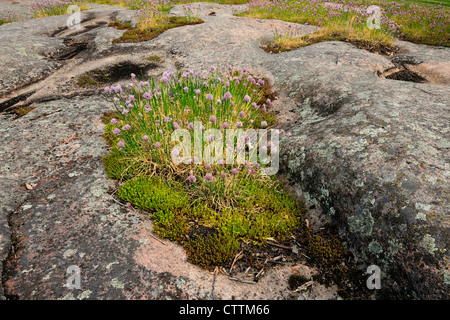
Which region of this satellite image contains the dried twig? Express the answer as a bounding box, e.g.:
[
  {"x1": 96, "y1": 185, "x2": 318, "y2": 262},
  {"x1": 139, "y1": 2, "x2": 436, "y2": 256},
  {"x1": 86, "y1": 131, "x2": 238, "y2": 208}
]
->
[
  {"x1": 267, "y1": 241, "x2": 292, "y2": 250},
  {"x1": 228, "y1": 277, "x2": 256, "y2": 284},
  {"x1": 229, "y1": 251, "x2": 244, "y2": 274},
  {"x1": 254, "y1": 257, "x2": 286, "y2": 265},
  {"x1": 148, "y1": 232, "x2": 166, "y2": 245},
  {"x1": 211, "y1": 267, "x2": 218, "y2": 300},
  {"x1": 294, "y1": 280, "x2": 314, "y2": 292},
  {"x1": 255, "y1": 267, "x2": 265, "y2": 279}
]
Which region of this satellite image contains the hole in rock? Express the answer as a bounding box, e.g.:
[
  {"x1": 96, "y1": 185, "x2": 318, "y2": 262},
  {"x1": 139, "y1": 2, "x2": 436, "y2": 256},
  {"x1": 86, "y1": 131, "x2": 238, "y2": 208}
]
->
[
  {"x1": 76, "y1": 61, "x2": 157, "y2": 88},
  {"x1": 385, "y1": 69, "x2": 427, "y2": 83}
]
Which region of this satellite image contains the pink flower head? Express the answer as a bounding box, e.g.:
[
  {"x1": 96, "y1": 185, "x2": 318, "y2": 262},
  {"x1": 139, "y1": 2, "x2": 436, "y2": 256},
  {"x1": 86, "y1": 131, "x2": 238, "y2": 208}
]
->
[
  {"x1": 117, "y1": 139, "x2": 125, "y2": 150},
  {"x1": 243, "y1": 95, "x2": 251, "y2": 103},
  {"x1": 209, "y1": 115, "x2": 216, "y2": 123},
  {"x1": 155, "y1": 142, "x2": 161, "y2": 148},
  {"x1": 183, "y1": 87, "x2": 189, "y2": 92},
  {"x1": 205, "y1": 164, "x2": 212, "y2": 170},
  {"x1": 173, "y1": 122, "x2": 180, "y2": 130},
  {"x1": 222, "y1": 91, "x2": 232, "y2": 101},
  {"x1": 207, "y1": 135, "x2": 214, "y2": 142},
  {"x1": 261, "y1": 121, "x2": 268, "y2": 128},
  {"x1": 122, "y1": 124, "x2": 131, "y2": 131},
  {"x1": 231, "y1": 168, "x2": 239, "y2": 175},
  {"x1": 239, "y1": 111, "x2": 245, "y2": 118},
  {"x1": 235, "y1": 122, "x2": 243, "y2": 128},
  {"x1": 194, "y1": 89, "x2": 201, "y2": 95},
  {"x1": 216, "y1": 99, "x2": 222, "y2": 105},
  {"x1": 205, "y1": 173, "x2": 214, "y2": 182},
  {"x1": 187, "y1": 122, "x2": 194, "y2": 130},
  {"x1": 206, "y1": 93, "x2": 214, "y2": 101},
  {"x1": 113, "y1": 128, "x2": 121, "y2": 136},
  {"x1": 188, "y1": 175, "x2": 196, "y2": 183},
  {"x1": 143, "y1": 92, "x2": 152, "y2": 99},
  {"x1": 221, "y1": 173, "x2": 226, "y2": 178},
  {"x1": 142, "y1": 135, "x2": 149, "y2": 142},
  {"x1": 110, "y1": 118, "x2": 118, "y2": 125},
  {"x1": 223, "y1": 122, "x2": 229, "y2": 129}
]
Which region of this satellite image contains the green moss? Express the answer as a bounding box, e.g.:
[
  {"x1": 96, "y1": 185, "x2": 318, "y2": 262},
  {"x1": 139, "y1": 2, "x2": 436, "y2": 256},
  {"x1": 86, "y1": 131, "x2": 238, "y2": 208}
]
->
[
  {"x1": 108, "y1": 20, "x2": 132, "y2": 30},
  {"x1": 153, "y1": 208, "x2": 189, "y2": 241},
  {"x1": 307, "y1": 234, "x2": 346, "y2": 266},
  {"x1": 184, "y1": 232, "x2": 240, "y2": 269},
  {"x1": 77, "y1": 70, "x2": 112, "y2": 88},
  {"x1": 117, "y1": 176, "x2": 189, "y2": 212},
  {"x1": 146, "y1": 55, "x2": 163, "y2": 63},
  {"x1": 12, "y1": 106, "x2": 37, "y2": 119},
  {"x1": 111, "y1": 17, "x2": 204, "y2": 43}
]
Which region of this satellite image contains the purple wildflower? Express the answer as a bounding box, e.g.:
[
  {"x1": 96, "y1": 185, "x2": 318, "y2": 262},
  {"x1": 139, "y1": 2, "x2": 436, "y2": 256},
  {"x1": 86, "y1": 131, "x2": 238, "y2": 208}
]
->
[
  {"x1": 113, "y1": 128, "x2": 121, "y2": 136},
  {"x1": 222, "y1": 91, "x2": 232, "y2": 101},
  {"x1": 110, "y1": 118, "x2": 118, "y2": 125},
  {"x1": 117, "y1": 139, "x2": 125, "y2": 150},
  {"x1": 205, "y1": 173, "x2": 214, "y2": 182}
]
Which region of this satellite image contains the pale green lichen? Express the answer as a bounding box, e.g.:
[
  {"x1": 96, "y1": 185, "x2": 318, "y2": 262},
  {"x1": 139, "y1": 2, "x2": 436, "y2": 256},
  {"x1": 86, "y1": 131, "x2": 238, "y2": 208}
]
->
[
  {"x1": 422, "y1": 234, "x2": 437, "y2": 255},
  {"x1": 368, "y1": 241, "x2": 383, "y2": 255},
  {"x1": 387, "y1": 239, "x2": 403, "y2": 258},
  {"x1": 111, "y1": 278, "x2": 125, "y2": 289},
  {"x1": 63, "y1": 249, "x2": 77, "y2": 259},
  {"x1": 348, "y1": 209, "x2": 374, "y2": 237},
  {"x1": 354, "y1": 179, "x2": 364, "y2": 187},
  {"x1": 416, "y1": 212, "x2": 427, "y2": 221},
  {"x1": 443, "y1": 271, "x2": 450, "y2": 285}
]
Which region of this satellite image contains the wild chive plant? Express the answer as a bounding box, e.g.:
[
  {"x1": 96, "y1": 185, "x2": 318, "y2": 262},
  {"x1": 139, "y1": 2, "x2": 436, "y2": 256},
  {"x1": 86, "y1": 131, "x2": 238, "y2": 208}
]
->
[
  {"x1": 104, "y1": 67, "x2": 281, "y2": 204},
  {"x1": 102, "y1": 66, "x2": 306, "y2": 268},
  {"x1": 0, "y1": 10, "x2": 18, "y2": 25},
  {"x1": 30, "y1": 0, "x2": 88, "y2": 18},
  {"x1": 240, "y1": 0, "x2": 449, "y2": 48}
]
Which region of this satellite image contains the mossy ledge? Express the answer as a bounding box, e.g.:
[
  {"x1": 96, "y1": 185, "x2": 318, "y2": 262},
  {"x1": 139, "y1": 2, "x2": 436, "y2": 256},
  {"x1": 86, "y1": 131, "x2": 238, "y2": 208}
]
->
[{"x1": 109, "y1": 17, "x2": 204, "y2": 43}]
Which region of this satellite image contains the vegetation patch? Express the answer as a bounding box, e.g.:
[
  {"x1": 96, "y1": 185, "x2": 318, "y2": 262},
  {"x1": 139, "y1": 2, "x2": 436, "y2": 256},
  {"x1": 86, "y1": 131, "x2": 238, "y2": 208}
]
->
[
  {"x1": 100, "y1": 65, "x2": 354, "y2": 285},
  {"x1": 12, "y1": 106, "x2": 38, "y2": 119},
  {"x1": 110, "y1": 16, "x2": 203, "y2": 43},
  {"x1": 240, "y1": 0, "x2": 449, "y2": 49}
]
